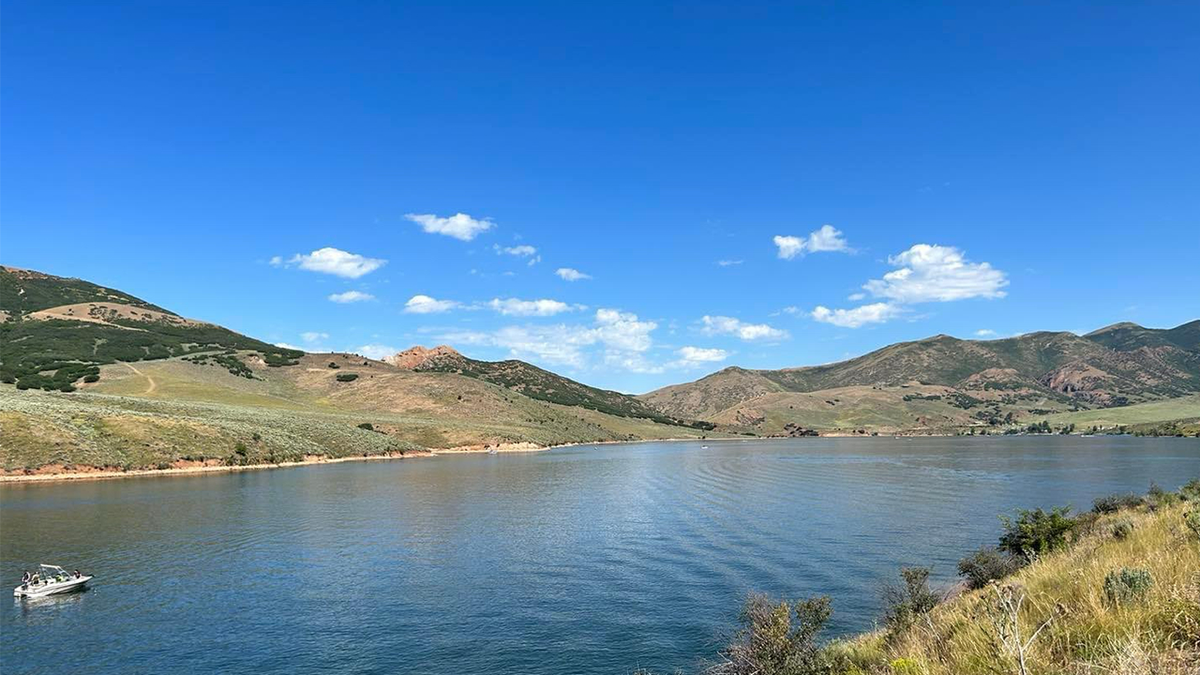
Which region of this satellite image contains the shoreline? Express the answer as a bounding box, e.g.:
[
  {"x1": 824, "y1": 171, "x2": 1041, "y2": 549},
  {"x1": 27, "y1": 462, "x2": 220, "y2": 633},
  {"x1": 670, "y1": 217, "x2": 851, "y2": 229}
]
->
[{"x1": 0, "y1": 437, "x2": 706, "y2": 485}]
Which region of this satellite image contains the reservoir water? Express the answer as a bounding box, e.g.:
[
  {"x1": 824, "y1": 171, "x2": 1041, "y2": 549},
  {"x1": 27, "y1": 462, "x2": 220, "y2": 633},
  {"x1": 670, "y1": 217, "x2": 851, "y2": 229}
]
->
[{"x1": 2, "y1": 436, "x2": 1198, "y2": 674}]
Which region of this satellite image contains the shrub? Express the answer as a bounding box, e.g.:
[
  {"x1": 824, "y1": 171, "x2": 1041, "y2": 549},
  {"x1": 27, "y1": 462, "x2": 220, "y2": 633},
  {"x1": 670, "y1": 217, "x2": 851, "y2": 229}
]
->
[
  {"x1": 1186, "y1": 509, "x2": 1200, "y2": 539},
  {"x1": 336, "y1": 373, "x2": 359, "y2": 382},
  {"x1": 883, "y1": 567, "x2": 938, "y2": 636},
  {"x1": 957, "y1": 547, "x2": 1020, "y2": 589},
  {"x1": 707, "y1": 593, "x2": 833, "y2": 675},
  {"x1": 1147, "y1": 483, "x2": 1181, "y2": 511},
  {"x1": 83, "y1": 374, "x2": 100, "y2": 383},
  {"x1": 1180, "y1": 479, "x2": 1200, "y2": 502},
  {"x1": 998, "y1": 506, "x2": 1076, "y2": 559},
  {"x1": 1110, "y1": 517, "x2": 1135, "y2": 540},
  {"x1": 358, "y1": 422, "x2": 374, "y2": 431},
  {"x1": 1103, "y1": 567, "x2": 1153, "y2": 606},
  {"x1": 1092, "y1": 493, "x2": 1143, "y2": 514},
  {"x1": 328, "y1": 362, "x2": 340, "y2": 369}
]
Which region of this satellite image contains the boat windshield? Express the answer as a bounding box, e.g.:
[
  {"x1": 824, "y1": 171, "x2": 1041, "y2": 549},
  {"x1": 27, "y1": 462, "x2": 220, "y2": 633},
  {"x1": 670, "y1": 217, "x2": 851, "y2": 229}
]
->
[{"x1": 37, "y1": 565, "x2": 70, "y2": 580}]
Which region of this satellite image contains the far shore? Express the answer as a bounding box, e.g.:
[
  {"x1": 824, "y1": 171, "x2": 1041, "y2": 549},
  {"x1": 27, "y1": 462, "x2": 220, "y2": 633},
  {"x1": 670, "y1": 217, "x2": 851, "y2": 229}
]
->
[{"x1": 3, "y1": 431, "x2": 1152, "y2": 485}]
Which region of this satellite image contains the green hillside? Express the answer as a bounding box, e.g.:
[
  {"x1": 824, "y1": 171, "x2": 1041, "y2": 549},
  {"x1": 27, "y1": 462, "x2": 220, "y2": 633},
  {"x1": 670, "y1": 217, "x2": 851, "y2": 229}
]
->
[{"x1": 0, "y1": 266, "x2": 303, "y2": 391}]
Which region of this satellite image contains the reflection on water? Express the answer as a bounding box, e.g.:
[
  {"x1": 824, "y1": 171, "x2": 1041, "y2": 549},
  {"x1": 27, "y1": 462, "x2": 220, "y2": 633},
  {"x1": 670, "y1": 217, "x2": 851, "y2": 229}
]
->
[{"x1": 2, "y1": 436, "x2": 1197, "y2": 674}]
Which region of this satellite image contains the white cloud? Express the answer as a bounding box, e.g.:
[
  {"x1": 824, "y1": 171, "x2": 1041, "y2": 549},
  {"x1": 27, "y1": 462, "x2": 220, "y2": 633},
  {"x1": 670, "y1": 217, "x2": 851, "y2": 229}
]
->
[
  {"x1": 810, "y1": 243, "x2": 1009, "y2": 329},
  {"x1": 278, "y1": 247, "x2": 386, "y2": 278},
  {"x1": 773, "y1": 235, "x2": 806, "y2": 260},
  {"x1": 848, "y1": 292, "x2": 866, "y2": 301},
  {"x1": 405, "y1": 212, "x2": 494, "y2": 241},
  {"x1": 676, "y1": 346, "x2": 729, "y2": 363},
  {"x1": 863, "y1": 244, "x2": 1007, "y2": 303},
  {"x1": 328, "y1": 290, "x2": 375, "y2": 303},
  {"x1": 811, "y1": 302, "x2": 903, "y2": 328},
  {"x1": 975, "y1": 329, "x2": 997, "y2": 337},
  {"x1": 437, "y1": 308, "x2": 657, "y2": 371},
  {"x1": 487, "y1": 298, "x2": 579, "y2": 317},
  {"x1": 556, "y1": 267, "x2": 591, "y2": 281},
  {"x1": 700, "y1": 315, "x2": 789, "y2": 341},
  {"x1": 774, "y1": 225, "x2": 850, "y2": 260},
  {"x1": 301, "y1": 331, "x2": 329, "y2": 343},
  {"x1": 403, "y1": 294, "x2": 459, "y2": 314},
  {"x1": 717, "y1": 259, "x2": 744, "y2": 267},
  {"x1": 356, "y1": 344, "x2": 399, "y2": 360},
  {"x1": 269, "y1": 256, "x2": 283, "y2": 266},
  {"x1": 274, "y1": 342, "x2": 305, "y2": 351}
]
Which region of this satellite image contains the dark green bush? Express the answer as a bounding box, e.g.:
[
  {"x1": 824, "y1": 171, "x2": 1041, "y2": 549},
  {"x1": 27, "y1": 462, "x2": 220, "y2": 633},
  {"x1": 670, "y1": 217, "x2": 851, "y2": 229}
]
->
[
  {"x1": 1103, "y1": 568, "x2": 1153, "y2": 605},
  {"x1": 83, "y1": 374, "x2": 100, "y2": 383},
  {"x1": 337, "y1": 373, "x2": 359, "y2": 382},
  {"x1": 957, "y1": 547, "x2": 1020, "y2": 589},
  {"x1": 1093, "y1": 493, "x2": 1143, "y2": 514},
  {"x1": 328, "y1": 361, "x2": 340, "y2": 369},
  {"x1": 357, "y1": 422, "x2": 374, "y2": 431},
  {"x1": 999, "y1": 506, "x2": 1076, "y2": 559}
]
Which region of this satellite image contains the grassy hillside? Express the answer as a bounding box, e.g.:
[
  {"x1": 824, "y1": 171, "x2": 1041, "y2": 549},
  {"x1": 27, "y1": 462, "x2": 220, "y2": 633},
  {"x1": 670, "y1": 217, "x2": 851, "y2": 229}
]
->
[
  {"x1": 0, "y1": 266, "x2": 303, "y2": 391},
  {"x1": 392, "y1": 345, "x2": 711, "y2": 429},
  {"x1": 678, "y1": 483, "x2": 1200, "y2": 675},
  {"x1": 1043, "y1": 395, "x2": 1200, "y2": 436},
  {"x1": 826, "y1": 497, "x2": 1200, "y2": 674},
  {"x1": 0, "y1": 351, "x2": 711, "y2": 473},
  {"x1": 641, "y1": 321, "x2": 1200, "y2": 434}
]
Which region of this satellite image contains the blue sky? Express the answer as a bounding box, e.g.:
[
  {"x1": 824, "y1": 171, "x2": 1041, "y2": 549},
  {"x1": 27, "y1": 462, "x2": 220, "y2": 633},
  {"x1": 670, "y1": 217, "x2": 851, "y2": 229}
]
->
[{"x1": 3, "y1": 1, "x2": 1198, "y2": 393}]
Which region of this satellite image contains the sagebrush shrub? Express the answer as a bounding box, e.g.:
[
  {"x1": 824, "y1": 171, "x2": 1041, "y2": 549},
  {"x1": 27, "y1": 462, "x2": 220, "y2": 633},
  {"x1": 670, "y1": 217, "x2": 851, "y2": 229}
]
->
[
  {"x1": 957, "y1": 547, "x2": 1020, "y2": 589},
  {"x1": 1185, "y1": 509, "x2": 1200, "y2": 539},
  {"x1": 1093, "y1": 493, "x2": 1143, "y2": 514},
  {"x1": 1110, "y1": 518, "x2": 1134, "y2": 540},
  {"x1": 1103, "y1": 567, "x2": 1153, "y2": 605}
]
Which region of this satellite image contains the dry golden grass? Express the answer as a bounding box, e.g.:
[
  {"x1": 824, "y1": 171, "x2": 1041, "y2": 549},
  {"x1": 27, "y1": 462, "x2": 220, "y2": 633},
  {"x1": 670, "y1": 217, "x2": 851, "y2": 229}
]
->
[{"x1": 831, "y1": 503, "x2": 1200, "y2": 675}]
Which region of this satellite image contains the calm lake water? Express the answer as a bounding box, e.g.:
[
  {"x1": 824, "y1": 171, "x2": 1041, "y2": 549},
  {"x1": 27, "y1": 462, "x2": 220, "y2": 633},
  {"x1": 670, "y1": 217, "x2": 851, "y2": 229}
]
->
[{"x1": 2, "y1": 437, "x2": 1198, "y2": 674}]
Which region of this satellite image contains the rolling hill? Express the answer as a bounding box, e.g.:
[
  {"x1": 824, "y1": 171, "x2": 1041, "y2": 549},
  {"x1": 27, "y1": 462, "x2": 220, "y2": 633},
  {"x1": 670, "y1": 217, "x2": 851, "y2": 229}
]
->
[
  {"x1": 640, "y1": 320, "x2": 1200, "y2": 434},
  {"x1": 0, "y1": 267, "x2": 711, "y2": 473}
]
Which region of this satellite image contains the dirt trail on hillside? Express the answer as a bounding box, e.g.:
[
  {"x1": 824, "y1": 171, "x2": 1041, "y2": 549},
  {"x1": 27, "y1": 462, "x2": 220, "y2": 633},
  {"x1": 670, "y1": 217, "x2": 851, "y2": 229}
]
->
[{"x1": 122, "y1": 362, "x2": 156, "y2": 395}]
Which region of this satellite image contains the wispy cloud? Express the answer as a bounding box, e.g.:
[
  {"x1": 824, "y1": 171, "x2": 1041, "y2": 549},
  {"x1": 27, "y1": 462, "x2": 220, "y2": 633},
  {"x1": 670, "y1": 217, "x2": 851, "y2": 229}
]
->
[
  {"x1": 487, "y1": 298, "x2": 581, "y2": 317},
  {"x1": 405, "y1": 212, "x2": 494, "y2": 241},
  {"x1": 274, "y1": 247, "x2": 386, "y2": 278},
  {"x1": 774, "y1": 225, "x2": 851, "y2": 260},
  {"x1": 975, "y1": 329, "x2": 997, "y2": 337},
  {"x1": 328, "y1": 290, "x2": 375, "y2": 303},
  {"x1": 556, "y1": 267, "x2": 591, "y2": 281},
  {"x1": 438, "y1": 308, "x2": 657, "y2": 371},
  {"x1": 356, "y1": 344, "x2": 398, "y2": 360},
  {"x1": 700, "y1": 315, "x2": 789, "y2": 341},
  {"x1": 717, "y1": 259, "x2": 744, "y2": 267},
  {"x1": 301, "y1": 331, "x2": 329, "y2": 343}
]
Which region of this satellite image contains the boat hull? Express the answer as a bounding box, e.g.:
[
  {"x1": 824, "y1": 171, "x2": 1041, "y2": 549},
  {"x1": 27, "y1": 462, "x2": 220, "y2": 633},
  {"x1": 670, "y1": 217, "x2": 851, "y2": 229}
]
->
[{"x1": 13, "y1": 576, "x2": 91, "y2": 598}]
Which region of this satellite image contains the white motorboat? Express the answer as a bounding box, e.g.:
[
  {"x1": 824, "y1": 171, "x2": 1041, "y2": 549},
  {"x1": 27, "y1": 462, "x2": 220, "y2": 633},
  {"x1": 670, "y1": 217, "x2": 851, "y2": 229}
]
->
[{"x1": 13, "y1": 564, "x2": 92, "y2": 598}]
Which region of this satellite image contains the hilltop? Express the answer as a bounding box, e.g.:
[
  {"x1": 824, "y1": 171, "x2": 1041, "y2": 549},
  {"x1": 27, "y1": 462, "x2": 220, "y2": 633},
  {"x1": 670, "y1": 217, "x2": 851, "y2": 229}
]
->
[{"x1": 640, "y1": 320, "x2": 1200, "y2": 435}]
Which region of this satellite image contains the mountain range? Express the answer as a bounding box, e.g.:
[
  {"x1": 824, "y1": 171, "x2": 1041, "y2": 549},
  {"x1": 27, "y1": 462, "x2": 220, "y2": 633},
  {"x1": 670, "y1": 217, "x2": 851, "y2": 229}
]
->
[{"x1": 1, "y1": 265, "x2": 1197, "y2": 474}]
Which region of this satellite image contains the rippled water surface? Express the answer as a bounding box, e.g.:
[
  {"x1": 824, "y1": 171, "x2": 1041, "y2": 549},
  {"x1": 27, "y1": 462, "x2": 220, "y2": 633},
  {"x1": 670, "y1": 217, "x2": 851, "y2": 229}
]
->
[{"x1": 2, "y1": 437, "x2": 1198, "y2": 674}]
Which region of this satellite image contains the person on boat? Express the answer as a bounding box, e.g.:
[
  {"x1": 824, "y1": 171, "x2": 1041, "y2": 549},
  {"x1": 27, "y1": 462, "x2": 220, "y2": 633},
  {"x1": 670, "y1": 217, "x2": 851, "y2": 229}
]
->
[{"x1": 74, "y1": 570, "x2": 81, "y2": 579}]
